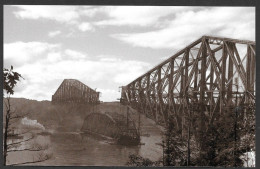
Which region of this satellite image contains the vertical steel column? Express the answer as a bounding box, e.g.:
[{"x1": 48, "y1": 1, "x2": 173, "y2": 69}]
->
[
  {"x1": 209, "y1": 52, "x2": 214, "y2": 115},
  {"x1": 168, "y1": 59, "x2": 174, "y2": 118},
  {"x1": 221, "y1": 44, "x2": 227, "y2": 114},
  {"x1": 133, "y1": 82, "x2": 138, "y2": 108},
  {"x1": 199, "y1": 38, "x2": 207, "y2": 152},
  {"x1": 157, "y1": 68, "x2": 163, "y2": 123},
  {"x1": 185, "y1": 48, "x2": 191, "y2": 165},
  {"x1": 227, "y1": 42, "x2": 234, "y2": 106},
  {"x1": 146, "y1": 74, "x2": 151, "y2": 117},
  {"x1": 250, "y1": 45, "x2": 255, "y2": 92},
  {"x1": 246, "y1": 44, "x2": 252, "y2": 104},
  {"x1": 138, "y1": 78, "x2": 145, "y2": 115}
]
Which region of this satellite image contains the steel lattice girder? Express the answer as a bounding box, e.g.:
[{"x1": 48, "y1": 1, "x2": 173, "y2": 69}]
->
[
  {"x1": 121, "y1": 36, "x2": 255, "y2": 134},
  {"x1": 52, "y1": 79, "x2": 99, "y2": 104}
]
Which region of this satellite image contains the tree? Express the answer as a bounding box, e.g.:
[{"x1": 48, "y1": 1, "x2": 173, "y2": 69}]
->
[
  {"x1": 126, "y1": 154, "x2": 161, "y2": 166},
  {"x1": 236, "y1": 102, "x2": 255, "y2": 167},
  {"x1": 197, "y1": 103, "x2": 255, "y2": 167},
  {"x1": 126, "y1": 100, "x2": 255, "y2": 167},
  {"x1": 162, "y1": 115, "x2": 187, "y2": 166},
  {"x1": 3, "y1": 66, "x2": 51, "y2": 165}
]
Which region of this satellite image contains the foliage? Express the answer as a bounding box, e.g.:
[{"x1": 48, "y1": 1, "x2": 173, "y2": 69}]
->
[
  {"x1": 196, "y1": 103, "x2": 255, "y2": 167},
  {"x1": 126, "y1": 154, "x2": 161, "y2": 166},
  {"x1": 3, "y1": 66, "x2": 22, "y2": 95},
  {"x1": 163, "y1": 115, "x2": 187, "y2": 166},
  {"x1": 127, "y1": 102, "x2": 255, "y2": 167}
]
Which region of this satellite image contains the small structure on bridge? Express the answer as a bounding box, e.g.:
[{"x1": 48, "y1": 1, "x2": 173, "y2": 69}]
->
[{"x1": 52, "y1": 79, "x2": 100, "y2": 104}]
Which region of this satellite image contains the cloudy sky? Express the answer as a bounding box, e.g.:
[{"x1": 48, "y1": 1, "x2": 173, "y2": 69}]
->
[{"x1": 4, "y1": 6, "x2": 255, "y2": 102}]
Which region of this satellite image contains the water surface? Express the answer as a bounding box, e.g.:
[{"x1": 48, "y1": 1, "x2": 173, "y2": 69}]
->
[{"x1": 9, "y1": 114, "x2": 163, "y2": 166}]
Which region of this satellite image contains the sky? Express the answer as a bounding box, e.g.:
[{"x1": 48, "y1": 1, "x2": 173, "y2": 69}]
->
[{"x1": 4, "y1": 6, "x2": 255, "y2": 102}]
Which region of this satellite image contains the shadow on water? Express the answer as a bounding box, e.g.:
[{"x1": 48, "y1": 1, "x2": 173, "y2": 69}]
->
[{"x1": 38, "y1": 132, "x2": 141, "y2": 166}]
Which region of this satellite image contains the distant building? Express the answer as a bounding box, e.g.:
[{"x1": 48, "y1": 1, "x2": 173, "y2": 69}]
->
[{"x1": 52, "y1": 79, "x2": 100, "y2": 104}]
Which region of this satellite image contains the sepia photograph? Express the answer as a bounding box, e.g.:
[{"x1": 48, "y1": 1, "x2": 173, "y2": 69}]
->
[{"x1": 3, "y1": 4, "x2": 256, "y2": 167}]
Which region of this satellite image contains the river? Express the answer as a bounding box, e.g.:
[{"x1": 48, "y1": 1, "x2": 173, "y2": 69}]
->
[{"x1": 7, "y1": 114, "x2": 164, "y2": 166}]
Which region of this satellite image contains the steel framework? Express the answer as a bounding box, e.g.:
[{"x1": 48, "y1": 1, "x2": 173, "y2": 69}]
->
[
  {"x1": 52, "y1": 79, "x2": 99, "y2": 104},
  {"x1": 121, "y1": 36, "x2": 255, "y2": 135},
  {"x1": 82, "y1": 112, "x2": 139, "y2": 140}
]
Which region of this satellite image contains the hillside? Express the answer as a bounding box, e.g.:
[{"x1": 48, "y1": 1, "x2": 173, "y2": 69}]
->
[
  {"x1": 3, "y1": 98, "x2": 163, "y2": 135},
  {"x1": 3, "y1": 98, "x2": 94, "y2": 131}
]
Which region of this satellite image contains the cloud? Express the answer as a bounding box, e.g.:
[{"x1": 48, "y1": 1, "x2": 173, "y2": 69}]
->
[
  {"x1": 94, "y1": 6, "x2": 194, "y2": 27},
  {"x1": 64, "y1": 49, "x2": 87, "y2": 59},
  {"x1": 14, "y1": 5, "x2": 80, "y2": 24},
  {"x1": 78, "y1": 22, "x2": 95, "y2": 32},
  {"x1": 46, "y1": 52, "x2": 62, "y2": 62},
  {"x1": 79, "y1": 6, "x2": 104, "y2": 18},
  {"x1": 4, "y1": 42, "x2": 89, "y2": 66},
  {"x1": 113, "y1": 60, "x2": 150, "y2": 84},
  {"x1": 111, "y1": 7, "x2": 255, "y2": 49},
  {"x1": 12, "y1": 6, "x2": 202, "y2": 34},
  {"x1": 48, "y1": 30, "x2": 61, "y2": 37},
  {"x1": 97, "y1": 88, "x2": 120, "y2": 102},
  {"x1": 12, "y1": 6, "x2": 255, "y2": 45},
  {"x1": 13, "y1": 6, "x2": 98, "y2": 34},
  {"x1": 4, "y1": 41, "x2": 150, "y2": 102},
  {"x1": 4, "y1": 41, "x2": 60, "y2": 67}
]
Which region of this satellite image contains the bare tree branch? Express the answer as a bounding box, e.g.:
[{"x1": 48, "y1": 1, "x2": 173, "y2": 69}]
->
[
  {"x1": 4, "y1": 100, "x2": 10, "y2": 112},
  {"x1": 3, "y1": 66, "x2": 25, "y2": 166},
  {"x1": 9, "y1": 112, "x2": 29, "y2": 120},
  {"x1": 7, "y1": 136, "x2": 34, "y2": 147},
  {"x1": 7, "y1": 130, "x2": 30, "y2": 137},
  {"x1": 8, "y1": 117, "x2": 21, "y2": 124},
  {"x1": 7, "y1": 143, "x2": 49, "y2": 153},
  {"x1": 7, "y1": 149, "x2": 43, "y2": 152}
]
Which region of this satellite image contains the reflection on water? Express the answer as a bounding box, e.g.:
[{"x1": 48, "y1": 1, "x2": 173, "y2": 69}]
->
[
  {"x1": 35, "y1": 128, "x2": 162, "y2": 166},
  {"x1": 47, "y1": 132, "x2": 139, "y2": 166}
]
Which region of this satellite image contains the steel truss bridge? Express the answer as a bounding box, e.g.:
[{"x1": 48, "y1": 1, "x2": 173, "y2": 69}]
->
[
  {"x1": 121, "y1": 36, "x2": 255, "y2": 134},
  {"x1": 52, "y1": 79, "x2": 99, "y2": 104}
]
